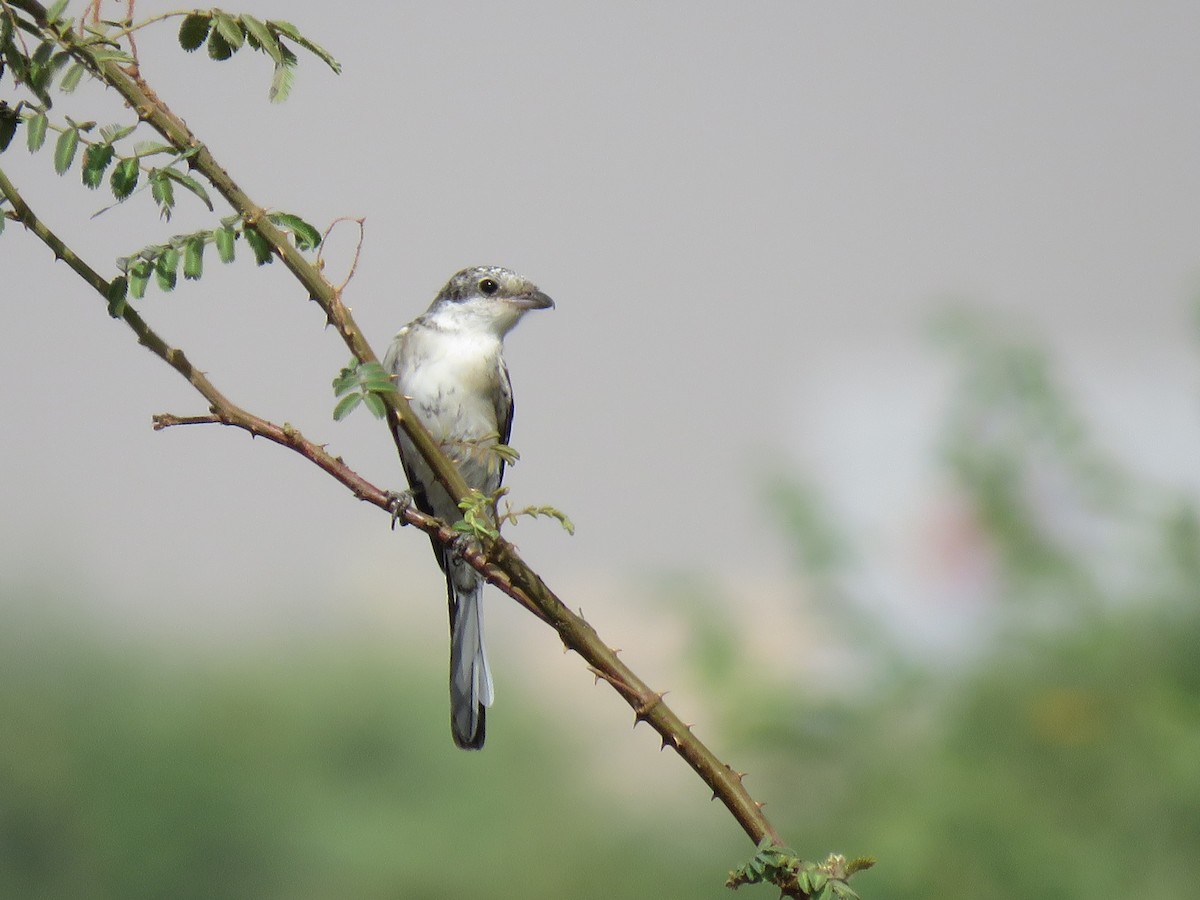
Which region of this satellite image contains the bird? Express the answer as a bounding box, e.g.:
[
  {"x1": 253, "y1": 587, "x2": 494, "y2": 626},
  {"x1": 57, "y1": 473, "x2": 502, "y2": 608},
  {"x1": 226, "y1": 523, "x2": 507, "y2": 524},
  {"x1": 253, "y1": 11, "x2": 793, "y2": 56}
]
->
[{"x1": 384, "y1": 266, "x2": 554, "y2": 749}]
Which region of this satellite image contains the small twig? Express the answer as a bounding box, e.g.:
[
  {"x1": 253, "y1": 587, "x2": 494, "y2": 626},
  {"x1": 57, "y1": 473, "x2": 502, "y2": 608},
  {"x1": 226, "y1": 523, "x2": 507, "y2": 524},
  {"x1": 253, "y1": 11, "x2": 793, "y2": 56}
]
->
[
  {"x1": 316, "y1": 215, "x2": 366, "y2": 295},
  {"x1": 152, "y1": 413, "x2": 221, "y2": 428}
]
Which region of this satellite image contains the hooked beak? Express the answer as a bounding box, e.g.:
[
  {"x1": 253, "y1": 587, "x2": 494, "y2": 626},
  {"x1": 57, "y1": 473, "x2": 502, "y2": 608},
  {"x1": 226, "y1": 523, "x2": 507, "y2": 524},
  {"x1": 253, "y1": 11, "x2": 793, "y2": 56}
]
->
[{"x1": 508, "y1": 289, "x2": 555, "y2": 311}]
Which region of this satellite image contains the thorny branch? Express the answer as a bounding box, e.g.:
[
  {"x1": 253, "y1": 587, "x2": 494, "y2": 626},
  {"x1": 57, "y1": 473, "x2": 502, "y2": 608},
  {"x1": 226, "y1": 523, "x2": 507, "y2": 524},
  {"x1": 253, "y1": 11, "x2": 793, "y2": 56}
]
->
[{"x1": 3, "y1": 0, "x2": 808, "y2": 874}]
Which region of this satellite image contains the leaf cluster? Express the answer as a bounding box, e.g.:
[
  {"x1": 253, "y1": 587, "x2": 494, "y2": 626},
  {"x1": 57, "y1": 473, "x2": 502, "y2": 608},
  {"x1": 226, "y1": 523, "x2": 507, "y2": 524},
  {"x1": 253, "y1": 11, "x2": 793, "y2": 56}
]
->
[
  {"x1": 1, "y1": 0, "x2": 341, "y2": 222},
  {"x1": 114, "y1": 210, "x2": 319, "y2": 298},
  {"x1": 727, "y1": 843, "x2": 873, "y2": 899},
  {"x1": 454, "y1": 489, "x2": 502, "y2": 540},
  {"x1": 1, "y1": 0, "x2": 115, "y2": 109},
  {"x1": 176, "y1": 10, "x2": 339, "y2": 103},
  {"x1": 331, "y1": 360, "x2": 398, "y2": 421},
  {"x1": 2, "y1": 7, "x2": 147, "y2": 197},
  {"x1": 499, "y1": 503, "x2": 576, "y2": 536},
  {"x1": 4, "y1": 98, "x2": 214, "y2": 221}
]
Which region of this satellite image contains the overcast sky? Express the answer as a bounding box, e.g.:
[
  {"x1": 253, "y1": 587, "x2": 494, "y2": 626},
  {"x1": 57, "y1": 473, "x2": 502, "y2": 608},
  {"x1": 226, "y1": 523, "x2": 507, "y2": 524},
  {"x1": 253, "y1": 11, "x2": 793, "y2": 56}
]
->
[{"x1": 3, "y1": 2, "x2": 1199, "y2": 653}]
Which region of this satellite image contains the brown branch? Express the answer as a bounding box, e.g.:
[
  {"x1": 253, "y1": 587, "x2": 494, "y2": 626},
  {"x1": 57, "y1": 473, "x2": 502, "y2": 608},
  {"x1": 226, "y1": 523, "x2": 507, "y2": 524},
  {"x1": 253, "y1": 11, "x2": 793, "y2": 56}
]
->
[{"x1": 3, "y1": 1, "x2": 789, "y2": 853}]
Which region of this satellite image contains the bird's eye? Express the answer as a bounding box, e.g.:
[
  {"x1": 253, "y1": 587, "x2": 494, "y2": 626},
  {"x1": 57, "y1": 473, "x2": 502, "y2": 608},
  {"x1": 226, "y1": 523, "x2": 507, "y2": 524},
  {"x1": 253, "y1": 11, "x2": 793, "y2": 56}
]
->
[{"x1": 478, "y1": 278, "x2": 499, "y2": 295}]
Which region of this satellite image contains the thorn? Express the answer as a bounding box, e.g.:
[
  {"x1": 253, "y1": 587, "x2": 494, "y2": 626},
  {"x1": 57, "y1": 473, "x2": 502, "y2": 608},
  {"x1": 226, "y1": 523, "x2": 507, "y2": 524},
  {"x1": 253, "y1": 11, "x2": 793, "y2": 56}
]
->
[{"x1": 754, "y1": 801, "x2": 766, "y2": 810}]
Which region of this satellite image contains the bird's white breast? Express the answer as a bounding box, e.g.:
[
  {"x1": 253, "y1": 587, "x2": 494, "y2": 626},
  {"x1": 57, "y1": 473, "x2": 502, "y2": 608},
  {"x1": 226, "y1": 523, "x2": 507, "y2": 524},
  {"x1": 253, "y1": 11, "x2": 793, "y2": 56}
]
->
[{"x1": 396, "y1": 327, "x2": 503, "y2": 445}]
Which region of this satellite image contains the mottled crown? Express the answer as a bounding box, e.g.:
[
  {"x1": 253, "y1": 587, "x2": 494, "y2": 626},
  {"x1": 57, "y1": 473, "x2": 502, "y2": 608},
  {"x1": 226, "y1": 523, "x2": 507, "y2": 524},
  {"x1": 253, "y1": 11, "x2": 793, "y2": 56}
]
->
[{"x1": 436, "y1": 266, "x2": 540, "y2": 304}]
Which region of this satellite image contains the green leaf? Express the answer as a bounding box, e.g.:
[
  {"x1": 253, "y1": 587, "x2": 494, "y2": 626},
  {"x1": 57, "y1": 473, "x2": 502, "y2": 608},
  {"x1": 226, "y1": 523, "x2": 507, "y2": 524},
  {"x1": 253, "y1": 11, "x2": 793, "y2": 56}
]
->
[
  {"x1": 332, "y1": 393, "x2": 362, "y2": 421},
  {"x1": 267, "y1": 212, "x2": 321, "y2": 250},
  {"x1": 213, "y1": 12, "x2": 245, "y2": 50},
  {"x1": 90, "y1": 49, "x2": 135, "y2": 65},
  {"x1": 106, "y1": 276, "x2": 128, "y2": 317},
  {"x1": 133, "y1": 141, "x2": 174, "y2": 158},
  {"x1": 268, "y1": 20, "x2": 341, "y2": 73},
  {"x1": 214, "y1": 225, "x2": 236, "y2": 263},
  {"x1": 26, "y1": 112, "x2": 48, "y2": 152},
  {"x1": 99, "y1": 123, "x2": 137, "y2": 144},
  {"x1": 155, "y1": 247, "x2": 180, "y2": 292},
  {"x1": 207, "y1": 28, "x2": 234, "y2": 61},
  {"x1": 31, "y1": 41, "x2": 54, "y2": 68},
  {"x1": 59, "y1": 61, "x2": 87, "y2": 93},
  {"x1": 0, "y1": 212, "x2": 6, "y2": 236},
  {"x1": 160, "y1": 167, "x2": 213, "y2": 211},
  {"x1": 28, "y1": 41, "x2": 55, "y2": 93},
  {"x1": 183, "y1": 237, "x2": 205, "y2": 280},
  {"x1": 150, "y1": 170, "x2": 174, "y2": 217},
  {"x1": 456, "y1": 492, "x2": 501, "y2": 539},
  {"x1": 66, "y1": 118, "x2": 97, "y2": 135},
  {"x1": 127, "y1": 258, "x2": 151, "y2": 298},
  {"x1": 32, "y1": 49, "x2": 71, "y2": 96},
  {"x1": 362, "y1": 392, "x2": 387, "y2": 419},
  {"x1": 360, "y1": 365, "x2": 396, "y2": 392},
  {"x1": 109, "y1": 156, "x2": 139, "y2": 199},
  {"x1": 243, "y1": 225, "x2": 273, "y2": 265},
  {"x1": 47, "y1": 50, "x2": 71, "y2": 80},
  {"x1": 54, "y1": 127, "x2": 79, "y2": 174},
  {"x1": 268, "y1": 60, "x2": 295, "y2": 103},
  {"x1": 46, "y1": 0, "x2": 70, "y2": 24},
  {"x1": 2, "y1": 33, "x2": 33, "y2": 98},
  {"x1": 178, "y1": 13, "x2": 211, "y2": 52},
  {"x1": 241, "y1": 15, "x2": 281, "y2": 63},
  {"x1": 82, "y1": 142, "x2": 114, "y2": 189},
  {"x1": 331, "y1": 360, "x2": 359, "y2": 396}
]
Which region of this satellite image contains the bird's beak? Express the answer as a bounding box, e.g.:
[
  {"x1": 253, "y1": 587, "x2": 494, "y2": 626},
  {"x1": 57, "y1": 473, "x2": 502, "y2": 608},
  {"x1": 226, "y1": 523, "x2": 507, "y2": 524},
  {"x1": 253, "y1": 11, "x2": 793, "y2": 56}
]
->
[{"x1": 508, "y1": 290, "x2": 555, "y2": 311}]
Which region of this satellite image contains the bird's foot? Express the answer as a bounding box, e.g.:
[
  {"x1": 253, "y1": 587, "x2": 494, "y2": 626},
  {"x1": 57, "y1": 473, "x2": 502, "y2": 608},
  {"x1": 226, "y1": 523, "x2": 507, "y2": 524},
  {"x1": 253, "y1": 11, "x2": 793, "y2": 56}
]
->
[
  {"x1": 449, "y1": 532, "x2": 484, "y2": 565},
  {"x1": 386, "y1": 490, "x2": 415, "y2": 530}
]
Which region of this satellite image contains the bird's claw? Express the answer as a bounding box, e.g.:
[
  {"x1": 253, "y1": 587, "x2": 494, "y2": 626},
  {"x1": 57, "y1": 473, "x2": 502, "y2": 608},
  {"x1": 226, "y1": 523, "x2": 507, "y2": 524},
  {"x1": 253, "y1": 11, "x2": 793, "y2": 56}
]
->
[
  {"x1": 449, "y1": 532, "x2": 483, "y2": 563},
  {"x1": 386, "y1": 490, "x2": 415, "y2": 530}
]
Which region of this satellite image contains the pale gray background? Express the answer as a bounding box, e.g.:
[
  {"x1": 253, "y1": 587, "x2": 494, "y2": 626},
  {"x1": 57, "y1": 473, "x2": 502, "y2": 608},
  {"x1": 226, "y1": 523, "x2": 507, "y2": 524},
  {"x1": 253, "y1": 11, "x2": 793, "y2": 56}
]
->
[{"x1": 2, "y1": 1, "x2": 1198, "y2": 669}]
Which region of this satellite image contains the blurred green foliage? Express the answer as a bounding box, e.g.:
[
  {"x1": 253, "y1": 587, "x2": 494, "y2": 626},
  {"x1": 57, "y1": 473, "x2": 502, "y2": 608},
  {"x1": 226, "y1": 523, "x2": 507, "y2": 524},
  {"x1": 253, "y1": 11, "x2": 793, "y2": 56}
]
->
[
  {"x1": 0, "y1": 597, "x2": 735, "y2": 900},
  {"x1": 742, "y1": 311, "x2": 1200, "y2": 899},
  {"x1": 3, "y1": 312, "x2": 1198, "y2": 899}
]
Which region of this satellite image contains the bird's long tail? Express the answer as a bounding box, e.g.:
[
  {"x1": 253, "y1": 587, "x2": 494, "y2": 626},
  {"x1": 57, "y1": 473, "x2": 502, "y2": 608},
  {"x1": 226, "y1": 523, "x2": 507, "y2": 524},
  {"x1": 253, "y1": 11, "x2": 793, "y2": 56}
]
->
[{"x1": 448, "y1": 563, "x2": 494, "y2": 750}]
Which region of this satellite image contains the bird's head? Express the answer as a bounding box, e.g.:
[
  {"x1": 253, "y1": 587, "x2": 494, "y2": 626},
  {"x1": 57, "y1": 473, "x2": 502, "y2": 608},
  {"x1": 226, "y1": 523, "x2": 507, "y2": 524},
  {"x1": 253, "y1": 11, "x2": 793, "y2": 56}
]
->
[{"x1": 425, "y1": 266, "x2": 554, "y2": 337}]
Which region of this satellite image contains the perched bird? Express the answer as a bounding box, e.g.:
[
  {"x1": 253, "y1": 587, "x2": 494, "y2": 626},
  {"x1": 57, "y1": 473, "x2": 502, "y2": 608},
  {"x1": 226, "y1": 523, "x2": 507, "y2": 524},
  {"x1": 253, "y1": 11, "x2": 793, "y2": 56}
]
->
[{"x1": 384, "y1": 266, "x2": 554, "y2": 749}]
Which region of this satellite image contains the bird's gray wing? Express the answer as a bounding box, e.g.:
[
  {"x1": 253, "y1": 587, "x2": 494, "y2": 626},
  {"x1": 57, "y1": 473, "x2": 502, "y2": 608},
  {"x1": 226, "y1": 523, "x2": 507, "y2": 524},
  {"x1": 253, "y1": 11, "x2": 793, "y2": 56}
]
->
[
  {"x1": 384, "y1": 325, "x2": 440, "y2": 548},
  {"x1": 495, "y1": 357, "x2": 514, "y2": 484}
]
